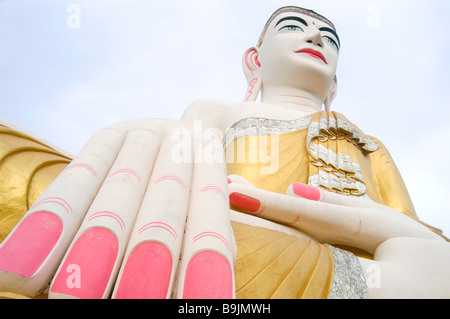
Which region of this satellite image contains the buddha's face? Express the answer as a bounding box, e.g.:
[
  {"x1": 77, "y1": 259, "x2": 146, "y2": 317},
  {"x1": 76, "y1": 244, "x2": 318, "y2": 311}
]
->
[{"x1": 257, "y1": 11, "x2": 340, "y2": 96}]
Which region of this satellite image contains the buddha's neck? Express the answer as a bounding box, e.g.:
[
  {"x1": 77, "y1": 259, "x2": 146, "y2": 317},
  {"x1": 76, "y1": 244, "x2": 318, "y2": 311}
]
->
[{"x1": 260, "y1": 86, "x2": 323, "y2": 114}]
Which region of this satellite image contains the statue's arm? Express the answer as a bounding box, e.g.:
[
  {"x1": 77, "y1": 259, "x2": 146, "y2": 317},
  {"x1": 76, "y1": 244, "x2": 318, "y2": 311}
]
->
[
  {"x1": 359, "y1": 237, "x2": 450, "y2": 298},
  {"x1": 229, "y1": 177, "x2": 444, "y2": 254},
  {"x1": 228, "y1": 176, "x2": 450, "y2": 298}
]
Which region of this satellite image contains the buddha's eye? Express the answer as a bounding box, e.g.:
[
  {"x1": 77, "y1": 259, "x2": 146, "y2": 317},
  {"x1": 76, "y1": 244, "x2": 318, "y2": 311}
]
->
[
  {"x1": 323, "y1": 36, "x2": 339, "y2": 50},
  {"x1": 279, "y1": 25, "x2": 304, "y2": 32}
]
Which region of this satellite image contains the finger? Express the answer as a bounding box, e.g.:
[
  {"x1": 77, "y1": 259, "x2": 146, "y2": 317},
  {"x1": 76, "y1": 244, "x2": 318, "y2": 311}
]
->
[
  {"x1": 227, "y1": 174, "x2": 254, "y2": 187},
  {"x1": 112, "y1": 131, "x2": 193, "y2": 299},
  {"x1": 178, "y1": 138, "x2": 235, "y2": 299},
  {"x1": 229, "y1": 182, "x2": 363, "y2": 243},
  {"x1": 286, "y1": 182, "x2": 378, "y2": 208},
  {"x1": 232, "y1": 181, "x2": 443, "y2": 255},
  {"x1": 48, "y1": 124, "x2": 163, "y2": 299},
  {"x1": 0, "y1": 123, "x2": 127, "y2": 297}
]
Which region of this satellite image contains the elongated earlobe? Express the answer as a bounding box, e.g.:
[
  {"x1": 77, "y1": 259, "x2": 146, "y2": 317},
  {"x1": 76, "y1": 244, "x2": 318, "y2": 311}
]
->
[
  {"x1": 324, "y1": 75, "x2": 338, "y2": 111},
  {"x1": 242, "y1": 47, "x2": 262, "y2": 102}
]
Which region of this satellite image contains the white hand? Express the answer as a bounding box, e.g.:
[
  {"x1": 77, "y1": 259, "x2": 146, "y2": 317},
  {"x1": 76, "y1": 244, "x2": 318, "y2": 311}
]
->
[
  {"x1": 0, "y1": 119, "x2": 236, "y2": 299},
  {"x1": 228, "y1": 175, "x2": 443, "y2": 254}
]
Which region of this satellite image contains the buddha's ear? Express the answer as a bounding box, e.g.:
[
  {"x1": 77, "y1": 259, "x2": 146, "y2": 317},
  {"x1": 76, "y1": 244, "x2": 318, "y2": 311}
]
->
[
  {"x1": 242, "y1": 47, "x2": 262, "y2": 102},
  {"x1": 324, "y1": 75, "x2": 337, "y2": 111}
]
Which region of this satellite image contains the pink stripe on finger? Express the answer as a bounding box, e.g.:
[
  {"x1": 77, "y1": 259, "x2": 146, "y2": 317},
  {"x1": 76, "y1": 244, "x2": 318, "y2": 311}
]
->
[
  {"x1": 200, "y1": 185, "x2": 227, "y2": 199},
  {"x1": 67, "y1": 162, "x2": 97, "y2": 176},
  {"x1": 289, "y1": 215, "x2": 300, "y2": 225},
  {"x1": 88, "y1": 211, "x2": 126, "y2": 230},
  {"x1": 155, "y1": 175, "x2": 186, "y2": 189},
  {"x1": 31, "y1": 197, "x2": 72, "y2": 215},
  {"x1": 138, "y1": 222, "x2": 178, "y2": 240},
  {"x1": 192, "y1": 231, "x2": 231, "y2": 252},
  {"x1": 109, "y1": 169, "x2": 142, "y2": 182}
]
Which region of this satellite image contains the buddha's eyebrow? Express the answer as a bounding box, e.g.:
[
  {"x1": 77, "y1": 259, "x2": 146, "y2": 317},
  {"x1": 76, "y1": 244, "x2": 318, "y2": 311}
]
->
[
  {"x1": 319, "y1": 27, "x2": 341, "y2": 47},
  {"x1": 275, "y1": 16, "x2": 308, "y2": 28}
]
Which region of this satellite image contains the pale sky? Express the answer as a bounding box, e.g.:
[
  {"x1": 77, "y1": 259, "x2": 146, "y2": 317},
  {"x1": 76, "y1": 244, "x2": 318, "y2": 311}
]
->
[{"x1": 1, "y1": 0, "x2": 449, "y2": 236}]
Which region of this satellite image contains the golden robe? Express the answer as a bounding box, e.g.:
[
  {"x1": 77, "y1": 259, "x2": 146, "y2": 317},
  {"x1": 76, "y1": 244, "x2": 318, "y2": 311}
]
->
[{"x1": 225, "y1": 111, "x2": 444, "y2": 298}]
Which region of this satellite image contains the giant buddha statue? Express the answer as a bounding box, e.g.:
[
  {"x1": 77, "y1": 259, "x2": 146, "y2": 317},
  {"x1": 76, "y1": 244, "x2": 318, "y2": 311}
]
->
[{"x1": 0, "y1": 6, "x2": 449, "y2": 299}]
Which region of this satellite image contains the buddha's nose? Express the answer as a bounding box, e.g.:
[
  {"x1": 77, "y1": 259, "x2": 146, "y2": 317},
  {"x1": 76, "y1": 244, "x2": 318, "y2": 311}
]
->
[{"x1": 305, "y1": 29, "x2": 324, "y2": 48}]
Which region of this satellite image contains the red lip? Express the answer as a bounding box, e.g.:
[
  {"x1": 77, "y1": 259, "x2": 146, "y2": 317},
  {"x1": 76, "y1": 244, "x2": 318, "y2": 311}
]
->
[{"x1": 295, "y1": 49, "x2": 327, "y2": 64}]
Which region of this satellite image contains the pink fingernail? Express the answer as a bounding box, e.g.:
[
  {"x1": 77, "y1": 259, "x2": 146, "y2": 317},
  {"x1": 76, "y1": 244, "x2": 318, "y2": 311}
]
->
[
  {"x1": 50, "y1": 227, "x2": 118, "y2": 299},
  {"x1": 292, "y1": 183, "x2": 321, "y2": 201},
  {"x1": 182, "y1": 251, "x2": 233, "y2": 299},
  {"x1": 229, "y1": 192, "x2": 260, "y2": 213},
  {"x1": 0, "y1": 212, "x2": 62, "y2": 277},
  {"x1": 114, "y1": 242, "x2": 172, "y2": 299}
]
